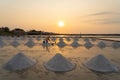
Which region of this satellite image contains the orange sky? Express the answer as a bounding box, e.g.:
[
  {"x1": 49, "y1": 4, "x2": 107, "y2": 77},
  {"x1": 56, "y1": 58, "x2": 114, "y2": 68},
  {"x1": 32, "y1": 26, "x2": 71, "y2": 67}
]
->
[{"x1": 0, "y1": 0, "x2": 120, "y2": 34}]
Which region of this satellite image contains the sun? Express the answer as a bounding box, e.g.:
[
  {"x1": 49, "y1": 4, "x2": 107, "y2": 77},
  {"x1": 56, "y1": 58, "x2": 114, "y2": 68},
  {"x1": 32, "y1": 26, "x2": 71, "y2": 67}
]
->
[{"x1": 58, "y1": 21, "x2": 64, "y2": 27}]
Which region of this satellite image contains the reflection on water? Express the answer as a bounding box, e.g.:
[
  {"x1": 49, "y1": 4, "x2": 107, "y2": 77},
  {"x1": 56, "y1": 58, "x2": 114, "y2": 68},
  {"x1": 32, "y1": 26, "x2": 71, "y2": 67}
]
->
[{"x1": 42, "y1": 45, "x2": 50, "y2": 52}]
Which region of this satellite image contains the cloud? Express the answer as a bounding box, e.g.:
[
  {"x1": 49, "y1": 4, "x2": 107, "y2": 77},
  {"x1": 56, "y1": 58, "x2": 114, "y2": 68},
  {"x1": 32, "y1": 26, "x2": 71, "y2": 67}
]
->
[
  {"x1": 84, "y1": 11, "x2": 120, "y2": 24},
  {"x1": 100, "y1": 19, "x2": 120, "y2": 24},
  {"x1": 84, "y1": 18, "x2": 120, "y2": 24},
  {"x1": 88, "y1": 11, "x2": 113, "y2": 16},
  {"x1": 87, "y1": 11, "x2": 120, "y2": 16}
]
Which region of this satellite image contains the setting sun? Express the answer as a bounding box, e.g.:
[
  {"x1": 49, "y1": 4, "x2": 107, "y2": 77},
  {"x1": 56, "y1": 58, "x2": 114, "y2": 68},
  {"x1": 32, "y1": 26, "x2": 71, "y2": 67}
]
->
[{"x1": 58, "y1": 21, "x2": 64, "y2": 27}]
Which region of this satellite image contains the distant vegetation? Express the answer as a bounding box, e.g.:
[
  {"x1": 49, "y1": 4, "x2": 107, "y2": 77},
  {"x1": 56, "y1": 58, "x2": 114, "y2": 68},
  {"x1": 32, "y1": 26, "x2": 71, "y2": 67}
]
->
[
  {"x1": 0, "y1": 27, "x2": 57, "y2": 36},
  {"x1": 0, "y1": 26, "x2": 120, "y2": 36}
]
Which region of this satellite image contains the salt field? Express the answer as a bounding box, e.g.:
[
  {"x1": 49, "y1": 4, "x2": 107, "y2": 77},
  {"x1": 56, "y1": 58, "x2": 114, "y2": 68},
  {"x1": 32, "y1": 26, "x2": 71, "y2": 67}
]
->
[{"x1": 0, "y1": 36, "x2": 120, "y2": 80}]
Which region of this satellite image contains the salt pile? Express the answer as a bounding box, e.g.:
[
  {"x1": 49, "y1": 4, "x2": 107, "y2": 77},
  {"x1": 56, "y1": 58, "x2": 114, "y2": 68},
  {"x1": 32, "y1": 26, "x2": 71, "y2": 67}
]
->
[
  {"x1": 0, "y1": 39, "x2": 5, "y2": 47},
  {"x1": 25, "y1": 39, "x2": 35, "y2": 48},
  {"x1": 59, "y1": 37, "x2": 63, "y2": 41},
  {"x1": 13, "y1": 36, "x2": 17, "y2": 40},
  {"x1": 11, "y1": 40, "x2": 20, "y2": 47},
  {"x1": 112, "y1": 42, "x2": 120, "y2": 49},
  {"x1": 91, "y1": 38, "x2": 96, "y2": 42},
  {"x1": 6, "y1": 36, "x2": 11, "y2": 40},
  {"x1": 57, "y1": 39, "x2": 66, "y2": 48},
  {"x1": 73, "y1": 38, "x2": 79, "y2": 41},
  {"x1": 4, "y1": 53, "x2": 36, "y2": 71},
  {"x1": 97, "y1": 41, "x2": 106, "y2": 48},
  {"x1": 71, "y1": 40, "x2": 80, "y2": 48},
  {"x1": 84, "y1": 54, "x2": 119, "y2": 72},
  {"x1": 36, "y1": 36, "x2": 41, "y2": 41},
  {"x1": 28, "y1": 37, "x2": 33, "y2": 40},
  {"x1": 84, "y1": 41, "x2": 93, "y2": 49},
  {"x1": 66, "y1": 38, "x2": 71, "y2": 41},
  {"x1": 44, "y1": 53, "x2": 75, "y2": 72},
  {"x1": 19, "y1": 36, "x2": 25, "y2": 40},
  {"x1": 84, "y1": 38, "x2": 89, "y2": 42}
]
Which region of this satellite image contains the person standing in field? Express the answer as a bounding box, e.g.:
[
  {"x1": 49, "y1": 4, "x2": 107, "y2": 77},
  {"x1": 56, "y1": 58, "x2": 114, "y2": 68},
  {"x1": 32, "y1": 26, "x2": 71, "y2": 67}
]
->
[
  {"x1": 43, "y1": 36, "x2": 51, "y2": 44},
  {"x1": 45, "y1": 36, "x2": 50, "y2": 44},
  {"x1": 43, "y1": 35, "x2": 55, "y2": 45}
]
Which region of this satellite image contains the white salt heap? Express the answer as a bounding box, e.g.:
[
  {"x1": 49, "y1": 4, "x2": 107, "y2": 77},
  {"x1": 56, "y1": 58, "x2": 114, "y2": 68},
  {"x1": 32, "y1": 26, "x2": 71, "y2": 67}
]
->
[
  {"x1": 25, "y1": 39, "x2": 35, "y2": 48},
  {"x1": 84, "y1": 54, "x2": 119, "y2": 72},
  {"x1": 84, "y1": 38, "x2": 89, "y2": 42},
  {"x1": 112, "y1": 42, "x2": 120, "y2": 49},
  {"x1": 0, "y1": 39, "x2": 5, "y2": 47},
  {"x1": 4, "y1": 53, "x2": 36, "y2": 71},
  {"x1": 36, "y1": 36, "x2": 41, "y2": 41},
  {"x1": 59, "y1": 37, "x2": 63, "y2": 41},
  {"x1": 84, "y1": 41, "x2": 93, "y2": 49},
  {"x1": 66, "y1": 38, "x2": 71, "y2": 41},
  {"x1": 11, "y1": 40, "x2": 20, "y2": 47},
  {"x1": 73, "y1": 38, "x2": 79, "y2": 41},
  {"x1": 57, "y1": 39, "x2": 66, "y2": 48},
  {"x1": 91, "y1": 38, "x2": 96, "y2": 42},
  {"x1": 19, "y1": 36, "x2": 25, "y2": 40},
  {"x1": 71, "y1": 40, "x2": 80, "y2": 48},
  {"x1": 44, "y1": 53, "x2": 75, "y2": 72},
  {"x1": 97, "y1": 41, "x2": 106, "y2": 48}
]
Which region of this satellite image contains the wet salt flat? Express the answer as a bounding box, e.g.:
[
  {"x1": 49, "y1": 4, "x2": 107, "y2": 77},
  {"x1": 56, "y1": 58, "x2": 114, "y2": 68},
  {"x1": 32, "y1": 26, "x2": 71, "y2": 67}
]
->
[
  {"x1": 0, "y1": 36, "x2": 120, "y2": 80},
  {"x1": 100, "y1": 38, "x2": 120, "y2": 41}
]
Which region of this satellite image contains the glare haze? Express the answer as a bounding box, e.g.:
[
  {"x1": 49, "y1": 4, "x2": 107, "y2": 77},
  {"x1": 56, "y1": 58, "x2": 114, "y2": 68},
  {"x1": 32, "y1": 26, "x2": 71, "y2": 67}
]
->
[{"x1": 0, "y1": 0, "x2": 120, "y2": 34}]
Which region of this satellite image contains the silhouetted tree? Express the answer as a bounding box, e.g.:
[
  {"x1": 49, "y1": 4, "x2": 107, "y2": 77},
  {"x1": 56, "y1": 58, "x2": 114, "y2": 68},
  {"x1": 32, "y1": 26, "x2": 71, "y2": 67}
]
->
[
  {"x1": 11, "y1": 28, "x2": 25, "y2": 36},
  {"x1": 4, "y1": 27, "x2": 10, "y2": 32}
]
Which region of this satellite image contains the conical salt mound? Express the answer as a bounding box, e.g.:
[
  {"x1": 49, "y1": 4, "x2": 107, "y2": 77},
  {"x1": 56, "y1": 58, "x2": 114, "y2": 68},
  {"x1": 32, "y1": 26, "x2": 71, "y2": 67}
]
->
[
  {"x1": 84, "y1": 54, "x2": 119, "y2": 72},
  {"x1": 59, "y1": 37, "x2": 63, "y2": 41},
  {"x1": 112, "y1": 42, "x2": 120, "y2": 49},
  {"x1": 57, "y1": 40, "x2": 66, "y2": 48},
  {"x1": 18, "y1": 36, "x2": 24, "y2": 40},
  {"x1": 73, "y1": 38, "x2": 79, "y2": 41},
  {"x1": 36, "y1": 36, "x2": 41, "y2": 41},
  {"x1": 13, "y1": 36, "x2": 17, "y2": 40},
  {"x1": 6, "y1": 36, "x2": 11, "y2": 40},
  {"x1": 84, "y1": 38, "x2": 89, "y2": 42},
  {"x1": 11, "y1": 40, "x2": 20, "y2": 47},
  {"x1": 84, "y1": 41, "x2": 93, "y2": 49},
  {"x1": 28, "y1": 37, "x2": 33, "y2": 40},
  {"x1": 4, "y1": 53, "x2": 36, "y2": 71},
  {"x1": 71, "y1": 41, "x2": 80, "y2": 48},
  {"x1": 0, "y1": 39, "x2": 5, "y2": 47},
  {"x1": 25, "y1": 39, "x2": 35, "y2": 48},
  {"x1": 66, "y1": 38, "x2": 71, "y2": 41},
  {"x1": 97, "y1": 41, "x2": 106, "y2": 48},
  {"x1": 44, "y1": 53, "x2": 75, "y2": 72},
  {"x1": 91, "y1": 38, "x2": 96, "y2": 42}
]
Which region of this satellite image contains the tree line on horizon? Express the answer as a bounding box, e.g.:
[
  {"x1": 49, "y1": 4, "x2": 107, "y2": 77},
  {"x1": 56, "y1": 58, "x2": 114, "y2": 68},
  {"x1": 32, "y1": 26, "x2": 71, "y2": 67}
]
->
[
  {"x1": 0, "y1": 27, "x2": 57, "y2": 36},
  {"x1": 0, "y1": 27, "x2": 120, "y2": 36}
]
